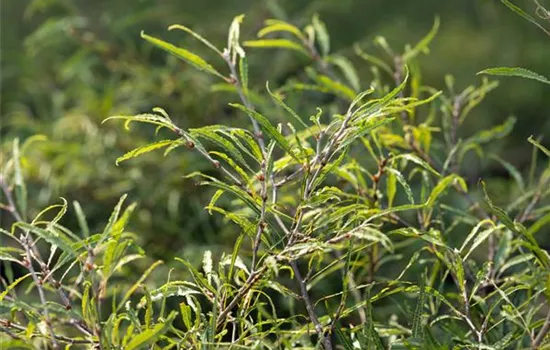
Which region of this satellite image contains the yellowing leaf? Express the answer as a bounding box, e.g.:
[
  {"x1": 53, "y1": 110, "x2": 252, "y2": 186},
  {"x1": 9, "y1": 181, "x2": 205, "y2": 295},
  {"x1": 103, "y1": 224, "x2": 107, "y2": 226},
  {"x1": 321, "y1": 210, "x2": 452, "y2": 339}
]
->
[{"x1": 243, "y1": 39, "x2": 309, "y2": 56}]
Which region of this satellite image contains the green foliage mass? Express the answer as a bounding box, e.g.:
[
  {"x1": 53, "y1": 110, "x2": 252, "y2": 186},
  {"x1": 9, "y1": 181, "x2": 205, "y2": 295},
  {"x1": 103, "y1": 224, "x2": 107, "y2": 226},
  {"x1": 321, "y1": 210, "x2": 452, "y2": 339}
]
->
[{"x1": 1, "y1": 0, "x2": 550, "y2": 349}]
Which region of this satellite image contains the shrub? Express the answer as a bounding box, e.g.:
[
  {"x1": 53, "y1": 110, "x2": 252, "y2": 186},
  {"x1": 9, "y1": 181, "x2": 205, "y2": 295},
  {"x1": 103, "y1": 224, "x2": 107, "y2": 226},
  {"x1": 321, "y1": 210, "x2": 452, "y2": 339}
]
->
[{"x1": 1, "y1": 8, "x2": 550, "y2": 350}]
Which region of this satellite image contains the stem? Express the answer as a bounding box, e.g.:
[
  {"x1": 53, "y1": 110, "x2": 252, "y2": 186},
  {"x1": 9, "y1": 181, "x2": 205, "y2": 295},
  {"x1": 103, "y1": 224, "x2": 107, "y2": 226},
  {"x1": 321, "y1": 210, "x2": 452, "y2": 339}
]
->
[
  {"x1": 0, "y1": 175, "x2": 24, "y2": 223},
  {"x1": 533, "y1": 309, "x2": 550, "y2": 349},
  {"x1": 290, "y1": 260, "x2": 332, "y2": 350},
  {"x1": 21, "y1": 235, "x2": 60, "y2": 349}
]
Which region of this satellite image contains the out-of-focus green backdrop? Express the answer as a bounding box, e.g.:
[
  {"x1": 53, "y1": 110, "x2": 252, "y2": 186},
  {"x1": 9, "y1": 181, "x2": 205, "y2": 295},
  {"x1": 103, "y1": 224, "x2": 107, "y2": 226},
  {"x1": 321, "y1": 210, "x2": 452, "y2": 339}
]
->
[{"x1": 1, "y1": 0, "x2": 549, "y2": 260}]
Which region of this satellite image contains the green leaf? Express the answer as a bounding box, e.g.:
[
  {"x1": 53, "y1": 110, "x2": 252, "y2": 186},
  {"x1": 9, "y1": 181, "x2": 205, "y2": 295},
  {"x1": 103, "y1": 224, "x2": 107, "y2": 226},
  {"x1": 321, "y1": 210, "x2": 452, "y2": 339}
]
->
[
  {"x1": 117, "y1": 260, "x2": 164, "y2": 311},
  {"x1": 426, "y1": 174, "x2": 467, "y2": 207},
  {"x1": 13, "y1": 138, "x2": 27, "y2": 220},
  {"x1": 266, "y1": 82, "x2": 308, "y2": 128},
  {"x1": 103, "y1": 113, "x2": 178, "y2": 132},
  {"x1": 0, "y1": 273, "x2": 31, "y2": 302},
  {"x1": 102, "y1": 194, "x2": 128, "y2": 241},
  {"x1": 16, "y1": 222, "x2": 77, "y2": 257},
  {"x1": 308, "y1": 68, "x2": 356, "y2": 101},
  {"x1": 327, "y1": 55, "x2": 360, "y2": 91},
  {"x1": 500, "y1": 0, "x2": 550, "y2": 36},
  {"x1": 239, "y1": 56, "x2": 249, "y2": 96},
  {"x1": 386, "y1": 167, "x2": 415, "y2": 204},
  {"x1": 403, "y1": 16, "x2": 440, "y2": 62},
  {"x1": 411, "y1": 272, "x2": 426, "y2": 338},
  {"x1": 393, "y1": 153, "x2": 440, "y2": 177},
  {"x1": 230, "y1": 103, "x2": 299, "y2": 161},
  {"x1": 489, "y1": 154, "x2": 525, "y2": 191},
  {"x1": 141, "y1": 31, "x2": 227, "y2": 80},
  {"x1": 481, "y1": 181, "x2": 550, "y2": 268},
  {"x1": 477, "y1": 67, "x2": 550, "y2": 85},
  {"x1": 73, "y1": 201, "x2": 90, "y2": 238},
  {"x1": 465, "y1": 116, "x2": 516, "y2": 145},
  {"x1": 312, "y1": 14, "x2": 330, "y2": 57},
  {"x1": 243, "y1": 39, "x2": 309, "y2": 56},
  {"x1": 387, "y1": 169, "x2": 397, "y2": 207},
  {"x1": 528, "y1": 135, "x2": 550, "y2": 157},
  {"x1": 258, "y1": 19, "x2": 305, "y2": 41},
  {"x1": 168, "y1": 24, "x2": 223, "y2": 56},
  {"x1": 125, "y1": 311, "x2": 177, "y2": 350},
  {"x1": 337, "y1": 117, "x2": 396, "y2": 150},
  {"x1": 335, "y1": 324, "x2": 354, "y2": 350},
  {"x1": 116, "y1": 140, "x2": 174, "y2": 165},
  {"x1": 354, "y1": 44, "x2": 393, "y2": 76},
  {"x1": 175, "y1": 257, "x2": 217, "y2": 296}
]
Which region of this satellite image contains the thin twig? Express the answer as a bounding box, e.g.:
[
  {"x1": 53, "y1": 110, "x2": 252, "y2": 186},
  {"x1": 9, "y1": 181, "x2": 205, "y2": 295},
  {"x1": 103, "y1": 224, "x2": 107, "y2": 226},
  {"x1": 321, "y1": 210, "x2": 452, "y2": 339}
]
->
[
  {"x1": 290, "y1": 260, "x2": 332, "y2": 350},
  {"x1": 533, "y1": 309, "x2": 550, "y2": 349}
]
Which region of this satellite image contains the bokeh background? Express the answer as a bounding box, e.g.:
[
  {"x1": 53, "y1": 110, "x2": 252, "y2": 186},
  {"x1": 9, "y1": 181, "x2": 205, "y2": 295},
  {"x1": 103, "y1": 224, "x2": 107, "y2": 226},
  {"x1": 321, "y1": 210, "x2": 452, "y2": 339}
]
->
[{"x1": 1, "y1": 0, "x2": 549, "y2": 263}]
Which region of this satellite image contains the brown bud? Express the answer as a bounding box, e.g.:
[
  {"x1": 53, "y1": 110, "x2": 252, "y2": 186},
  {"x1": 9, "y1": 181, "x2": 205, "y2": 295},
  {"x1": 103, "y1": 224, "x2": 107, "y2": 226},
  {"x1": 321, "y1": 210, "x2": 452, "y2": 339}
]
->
[
  {"x1": 84, "y1": 262, "x2": 94, "y2": 272},
  {"x1": 256, "y1": 173, "x2": 265, "y2": 182},
  {"x1": 212, "y1": 160, "x2": 221, "y2": 168},
  {"x1": 185, "y1": 140, "x2": 195, "y2": 149}
]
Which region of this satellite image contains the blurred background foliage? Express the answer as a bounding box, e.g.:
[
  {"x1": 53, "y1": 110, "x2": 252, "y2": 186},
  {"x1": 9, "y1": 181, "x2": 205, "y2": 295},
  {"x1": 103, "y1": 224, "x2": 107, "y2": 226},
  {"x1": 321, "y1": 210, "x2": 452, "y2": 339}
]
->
[{"x1": 1, "y1": 0, "x2": 549, "y2": 262}]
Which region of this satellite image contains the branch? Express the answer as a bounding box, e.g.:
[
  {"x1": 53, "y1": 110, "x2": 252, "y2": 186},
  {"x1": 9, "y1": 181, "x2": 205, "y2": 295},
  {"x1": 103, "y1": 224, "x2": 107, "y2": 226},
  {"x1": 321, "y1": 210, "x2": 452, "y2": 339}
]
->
[{"x1": 533, "y1": 309, "x2": 550, "y2": 349}]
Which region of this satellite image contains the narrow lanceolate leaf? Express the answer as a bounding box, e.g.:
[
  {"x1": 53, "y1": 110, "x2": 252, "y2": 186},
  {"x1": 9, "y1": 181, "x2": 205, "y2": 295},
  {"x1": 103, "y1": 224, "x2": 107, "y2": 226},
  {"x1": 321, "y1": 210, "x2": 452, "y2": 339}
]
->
[
  {"x1": 243, "y1": 39, "x2": 309, "y2": 56},
  {"x1": 335, "y1": 324, "x2": 354, "y2": 350},
  {"x1": 386, "y1": 167, "x2": 415, "y2": 204},
  {"x1": 16, "y1": 223, "x2": 76, "y2": 256},
  {"x1": 477, "y1": 67, "x2": 550, "y2": 85},
  {"x1": 266, "y1": 82, "x2": 308, "y2": 128},
  {"x1": 465, "y1": 116, "x2": 516, "y2": 145},
  {"x1": 258, "y1": 20, "x2": 306, "y2": 41},
  {"x1": 141, "y1": 31, "x2": 228, "y2": 80},
  {"x1": 13, "y1": 138, "x2": 27, "y2": 219},
  {"x1": 116, "y1": 140, "x2": 174, "y2": 165},
  {"x1": 402, "y1": 16, "x2": 440, "y2": 62},
  {"x1": 125, "y1": 311, "x2": 177, "y2": 350},
  {"x1": 411, "y1": 273, "x2": 426, "y2": 338},
  {"x1": 168, "y1": 24, "x2": 223, "y2": 56},
  {"x1": 387, "y1": 170, "x2": 397, "y2": 207},
  {"x1": 327, "y1": 55, "x2": 360, "y2": 91},
  {"x1": 481, "y1": 181, "x2": 550, "y2": 268},
  {"x1": 103, "y1": 113, "x2": 178, "y2": 132},
  {"x1": 426, "y1": 174, "x2": 467, "y2": 207},
  {"x1": 312, "y1": 14, "x2": 330, "y2": 57},
  {"x1": 230, "y1": 103, "x2": 299, "y2": 161},
  {"x1": 528, "y1": 135, "x2": 550, "y2": 158},
  {"x1": 499, "y1": 0, "x2": 550, "y2": 36},
  {"x1": 393, "y1": 153, "x2": 440, "y2": 177},
  {"x1": 0, "y1": 273, "x2": 31, "y2": 302}
]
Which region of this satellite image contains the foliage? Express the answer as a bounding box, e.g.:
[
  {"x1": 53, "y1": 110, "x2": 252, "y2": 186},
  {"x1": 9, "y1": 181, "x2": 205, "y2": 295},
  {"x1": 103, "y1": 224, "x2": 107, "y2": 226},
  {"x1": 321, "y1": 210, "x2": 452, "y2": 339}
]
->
[{"x1": 2, "y1": 4, "x2": 550, "y2": 350}]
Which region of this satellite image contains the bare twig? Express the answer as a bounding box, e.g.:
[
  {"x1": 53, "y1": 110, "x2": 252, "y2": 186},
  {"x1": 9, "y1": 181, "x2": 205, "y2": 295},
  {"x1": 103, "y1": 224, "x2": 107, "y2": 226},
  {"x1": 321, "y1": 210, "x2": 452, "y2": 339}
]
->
[
  {"x1": 290, "y1": 260, "x2": 332, "y2": 350},
  {"x1": 533, "y1": 309, "x2": 550, "y2": 349}
]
